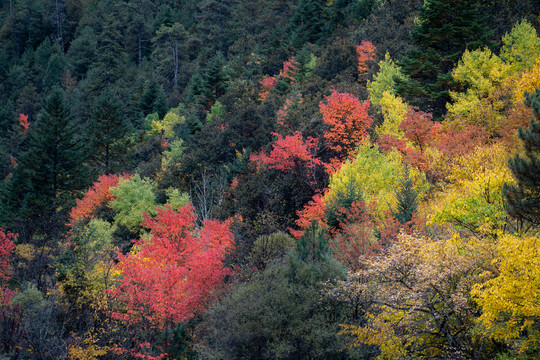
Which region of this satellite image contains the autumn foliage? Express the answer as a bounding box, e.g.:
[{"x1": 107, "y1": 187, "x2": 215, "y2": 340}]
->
[
  {"x1": 0, "y1": 229, "x2": 16, "y2": 284},
  {"x1": 250, "y1": 131, "x2": 322, "y2": 172},
  {"x1": 290, "y1": 191, "x2": 328, "y2": 239},
  {"x1": 18, "y1": 113, "x2": 29, "y2": 134},
  {"x1": 111, "y1": 204, "x2": 234, "y2": 328},
  {"x1": 400, "y1": 108, "x2": 440, "y2": 151},
  {"x1": 258, "y1": 57, "x2": 298, "y2": 101},
  {"x1": 319, "y1": 90, "x2": 373, "y2": 171},
  {"x1": 258, "y1": 76, "x2": 278, "y2": 101},
  {"x1": 69, "y1": 173, "x2": 131, "y2": 226},
  {"x1": 356, "y1": 41, "x2": 376, "y2": 80}
]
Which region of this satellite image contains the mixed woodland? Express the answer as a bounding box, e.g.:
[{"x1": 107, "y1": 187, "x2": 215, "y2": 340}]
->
[{"x1": 0, "y1": 0, "x2": 540, "y2": 359}]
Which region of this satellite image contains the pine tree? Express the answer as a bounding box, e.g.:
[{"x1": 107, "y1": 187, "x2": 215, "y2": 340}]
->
[
  {"x1": 397, "y1": 0, "x2": 493, "y2": 118},
  {"x1": 296, "y1": 220, "x2": 331, "y2": 262},
  {"x1": 504, "y1": 89, "x2": 540, "y2": 227}
]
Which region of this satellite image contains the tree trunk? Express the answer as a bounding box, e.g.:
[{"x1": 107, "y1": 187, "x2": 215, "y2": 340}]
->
[
  {"x1": 172, "y1": 40, "x2": 179, "y2": 89},
  {"x1": 138, "y1": 28, "x2": 142, "y2": 64},
  {"x1": 55, "y1": 0, "x2": 64, "y2": 49}
]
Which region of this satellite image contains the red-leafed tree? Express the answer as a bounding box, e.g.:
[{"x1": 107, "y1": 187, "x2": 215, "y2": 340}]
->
[
  {"x1": 289, "y1": 191, "x2": 328, "y2": 239},
  {"x1": 250, "y1": 131, "x2": 322, "y2": 172},
  {"x1": 68, "y1": 173, "x2": 131, "y2": 226},
  {"x1": 0, "y1": 229, "x2": 16, "y2": 285},
  {"x1": 400, "y1": 108, "x2": 440, "y2": 152},
  {"x1": 18, "y1": 114, "x2": 29, "y2": 134},
  {"x1": 259, "y1": 76, "x2": 278, "y2": 101},
  {"x1": 110, "y1": 204, "x2": 234, "y2": 329},
  {"x1": 0, "y1": 229, "x2": 18, "y2": 355},
  {"x1": 280, "y1": 57, "x2": 298, "y2": 82},
  {"x1": 436, "y1": 124, "x2": 490, "y2": 161},
  {"x1": 356, "y1": 40, "x2": 376, "y2": 80},
  {"x1": 319, "y1": 90, "x2": 373, "y2": 170}
]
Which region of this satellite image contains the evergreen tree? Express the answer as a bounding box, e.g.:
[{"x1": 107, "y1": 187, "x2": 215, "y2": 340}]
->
[
  {"x1": 287, "y1": 0, "x2": 327, "y2": 48},
  {"x1": 195, "y1": 0, "x2": 237, "y2": 53},
  {"x1": 204, "y1": 52, "x2": 231, "y2": 104},
  {"x1": 196, "y1": 220, "x2": 364, "y2": 360},
  {"x1": 296, "y1": 220, "x2": 331, "y2": 262},
  {"x1": 0, "y1": 91, "x2": 89, "y2": 243},
  {"x1": 138, "y1": 80, "x2": 167, "y2": 118},
  {"x1": 186, "y1": 72, "x2": 210, "y2": 107},
  {"x1": 94, "y1": 3, "x2": 128, "y2": 83},
  {"x1": 504, "y1": 89, "x2": 540, "y2": 228},
  {"x1": 43, "y1": 51, "x2": 66, "y2": 91},
  {"x1": 397, "y1": 0, "x2": 493, "y2": 118},
  {"x1": 88, "y1": 92, "x2": 129, "y2": 173},
  {"x1": 66, "y1": 26, "x2": 97, "y2": 79},
  {"x1": 394, "y1": 167, "x2": 418, "y2": 224}
]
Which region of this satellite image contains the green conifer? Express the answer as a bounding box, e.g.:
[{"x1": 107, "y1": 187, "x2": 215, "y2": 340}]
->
[
  {"x1": 397, "y1": 0, "x2": 493, "y2": 118},
  {"x1": 504, "y1": 89, "x2": 540, "y2": 227}
]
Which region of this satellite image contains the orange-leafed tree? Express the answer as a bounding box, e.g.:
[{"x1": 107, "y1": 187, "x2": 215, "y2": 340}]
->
[
  {"x1": 319, "y1": 90, "x2": 373, "y2": 172},
  {"x1": 68, "y1": 173, "x2": 131, "y2": 226},
  {"x1": 18, "y1": 114, "x2": 29, "y2": 134},
  {"x1": 259, "y1": 76, "x2": 278, "y2": 101},
  {"x1": 356, "y1": 40, "x2": 376, "y2": 80},
  {"x1": 110, "y1": 204, "x2": 234, "y2": 329},
  {"x1": 289, "y1": 191, "x2": 328, "y2": 239}
]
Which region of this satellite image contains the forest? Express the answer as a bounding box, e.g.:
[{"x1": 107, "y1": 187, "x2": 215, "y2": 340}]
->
[{"x1": 0, "y1": 0, "x2": 539, "y2": 359}]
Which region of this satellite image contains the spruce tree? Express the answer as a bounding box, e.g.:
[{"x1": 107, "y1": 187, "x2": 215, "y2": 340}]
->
[
  {"x1": 89, "y1": 92, "x2": 129, "y2": 173},
  {"x1": 394, "y1": 167, "x2": 419, "y2": 224},
  {"x1": 397, "y1": 0, "x2": 493, "y2": 118},
  {"x1": 0, "y1": 91, "x2": 89, "y2": 242},
  {"x1": 138, "y1": 80, "x2": 167, "y2": 118},
  {"x1": 504, "y1": 89, "x2": 540, "y2": 227},
  {"x1": 204, "y1": 53, "x2": 231, "y2": 104},
  {"x1": 287, "y1": 0, "x2": 327, "y2": 47}
]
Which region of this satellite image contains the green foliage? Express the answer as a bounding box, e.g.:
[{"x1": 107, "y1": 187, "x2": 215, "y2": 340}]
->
[
  {"x1": 205, "y1": 101, "x2": 225, "y2": 124},
  {"x1": 164, "y1": 188, "x2": 190, "y2": 209},
  {"x1": 397, "y1": 0, "x2": 494, "y2": 117},
  {"x1": 149, "y1": 106, "x2": 185, "y2": 139},
  {"x1": 1, "y1": 91, "x2": 89, "y2": 241},
  {"x1": 43, "y1": 51, "x2": 66, "y2": 91},
  {"x1": 109, "y1": 174, "x2": 158, "y2": 232},
  {"x1": 504, "y1": 89, "x2": 540, "y2": 227},
  {"x1": 394, "y1": 167, "x2": 419, "y2": 224},
  {"x1": 197, "y1": 232, "x2": 358, "y2": 360},
  {"x1": 447, "y1": 47, "x2": 510, "y2": 120},
  {"x1": 500, "y1": 19, "x2": 540, "y2": 73},
  {"x1": 88, "y1": 92, "x2": 129, "y2": 173},
  {"x1": 249, "y1": 231, "x2": 295, "y2": 270},
  {"x1": 367, "y1": 52, "x2": 407, "y2": 108},
  {"x1": 326, "y1": 142, "x2": 406, "y2": 218},
  {"x1": 287, "y1": 0, "x2": 328, "y2": 47},
  {"x1": 295, "y1": 221, "x2": 331, "y2": 262},
  {"x1": 162, "y1": 138, "x2": 185, "y2": 169},
  {"x1": 138, "y1": 80, "x2": 167, "y2": 118}
]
